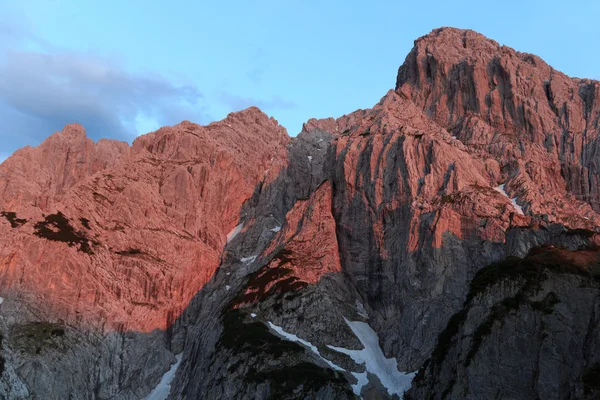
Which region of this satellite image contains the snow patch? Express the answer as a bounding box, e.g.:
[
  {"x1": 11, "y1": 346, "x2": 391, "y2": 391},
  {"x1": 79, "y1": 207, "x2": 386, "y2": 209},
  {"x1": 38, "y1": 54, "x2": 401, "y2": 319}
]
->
[
  {"x1": 356, "y1": 300, "x2": 368, "y2": 318},
  {"x1": 328, "y1": 318, "x2": 415, "y2": 398},
  {"x1": 494, "y1": 183, "x2": 508, "y2": 197},
  {"x1": 226, "y1": 272, "x2": 231, "y2": 276},
  {"x1": 451, "y1": 136, "x2": 457, "y2": 139},
  {"x1": 307, "y1": 156, "x2": 313, "y2": 162},
  {"x1": 251, "y1": 313, "x2": 257, "y2": 318},
  {"x1": 225, "y1": 285, "x2": 231, "y2": 291},
  {"x1": 351, "y1": 372, "x2": 369, "y2": 397},
  {"x1": 226, "y1": 223, "x2": 244, "y2": 243},
  {"x1": 0, "y1": 297, "x2": 4, "y2": 305},
  {"x1": 270, "y1": 226, "x2": 281, "y2": 233},
  {"x1": 240, "y1": 256, "x2": 257, "y2": 264},
  {"x1": 268, "y1": 322, "x2": 344, "y2": 372},
  {"x1": 494, "y1": 184, "x2": 524, "y2": 215},
  {"x1": 145, "y1": 353, "x2": 183, "y2": 400},
  {"x1": 511, "y1": 198, "x2": 525, "y2": 215}
]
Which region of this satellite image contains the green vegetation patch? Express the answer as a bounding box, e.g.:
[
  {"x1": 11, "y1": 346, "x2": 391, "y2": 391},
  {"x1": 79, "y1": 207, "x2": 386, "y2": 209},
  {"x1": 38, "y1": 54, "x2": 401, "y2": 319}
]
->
[
  {"x1": 583, "y1": 363, "x2": 600, "y2": 395},
  {"x1": 467, "y1": 256, "x2": 544, "y2": 302},
  {"x1": 116, "y1": 248, "x2": 143, "y2": 256},
  {"x1": 9, "y1": 322, "x2": 66, "y2": 355},
  {"x1": 33, "y1": 212, "x2": 94, "y2": 254},
  {"x1": 247, "y1": 362, "x2": 352, "y2": 399},
  {"x1": 1, "y1": 211, "x2": 28, "y2": 228},
  {"x1": 465, "y1": 290, "x2": 562, "y2": 367},
  {"x1": 467, "y1": 245, "x2": 594, "y2": 303},
  {"x1": 413, "y1": 359, "x2": 430, "y2": 388},
  {"x1": 431, "y1": 308, "x2": 469, "y2": 368},
  {"x1": 440, "y1": 193, "x2": 460, "y2": 205},
  {"x1": 79, "y1": 217, "x2": 91, "y2": 230},
  {"x1": 431, "y1": 245, "x2": 597, "y2": 373},
  {"x1": 530, "y1": 291, "x2": 560, "y2": 314},
  {"x1": 266, "y1": 276, "x2": 309, "y2": 298},
  {"x1": 218, "y1": 309, "x2": 304, "y2": 359},
  {"x1": 218, "y1": 311, "x2": 351, "y2": 397},
  {"x1": 465, "y1": 296, "x2": 521, "y2": 366},
  {"x1": 228, "y1": 248, "x2": 308, "y2": 308},
  {"x1": 565, "y1": 228, "x2": 596, "y2": 238}
]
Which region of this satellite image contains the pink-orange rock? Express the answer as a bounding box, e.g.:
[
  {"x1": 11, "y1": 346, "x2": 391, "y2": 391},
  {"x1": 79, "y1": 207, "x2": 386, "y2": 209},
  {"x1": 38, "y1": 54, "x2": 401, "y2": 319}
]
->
[
  {"x1": 232, "y1": 181, "x2": 342, "y2": 308},
  {"x1": 263, "y1": 180, "x2": 342, "y2": 283},
  {"x1": 0, "y1": 124, "x2": 130, "y2": 214},
  {"x1": 397, "y1": 27, "x2": 600, "y2": 216},
  {"x1": 1, "y1": 28, "x2": 599, "y2": 339},
  {"x1": 300, "y1": 29, "x2": 600, "y2": 265},
  {"x1": 0, "y1": 108, "x2": 289, "y2": 332}
]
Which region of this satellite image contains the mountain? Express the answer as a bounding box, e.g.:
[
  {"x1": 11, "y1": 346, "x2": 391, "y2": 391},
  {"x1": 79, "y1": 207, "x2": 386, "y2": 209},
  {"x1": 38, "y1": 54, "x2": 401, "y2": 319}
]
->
[{"x1": 0, "y1": 27, "x2": 599, "y2": 399}]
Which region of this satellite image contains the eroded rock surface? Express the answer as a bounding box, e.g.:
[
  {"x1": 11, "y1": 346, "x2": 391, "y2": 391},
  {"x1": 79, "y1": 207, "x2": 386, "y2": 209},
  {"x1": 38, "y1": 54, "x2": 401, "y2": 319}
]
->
[
  {"x1": 0, "y1": 27, "x2": 599, "y2": 400},
  {"x1": 0, "y1": 109, "x2": 290, "y2": 398},
  {"x1": 407, "y1": 246, "x2": 600, "y2": 400}
]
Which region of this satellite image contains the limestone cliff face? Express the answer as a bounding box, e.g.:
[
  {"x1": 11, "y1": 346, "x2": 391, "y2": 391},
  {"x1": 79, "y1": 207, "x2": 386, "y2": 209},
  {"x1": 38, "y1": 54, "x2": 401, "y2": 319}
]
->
[
  {"x1": 0, "y1": 109, "x2": 289, "y2": 398},
  {"x1": 301, "y1": 88, "x2": 599, "y2": 374},
  {"x1": 0, "y1": 124, "x2": 130, "y2": 213},
  {"x1": 0, "y1": 27, "x2": 599, "y2": 400},
  {"x1": 406, "y1": 246, "x2": 600, "y2": 400},
  {"x1": 397, "y1": 27, "x2": 600, "y2": 216},
  {"x1": 0, "y1": 108, "x2": 289, "y2": 333}
]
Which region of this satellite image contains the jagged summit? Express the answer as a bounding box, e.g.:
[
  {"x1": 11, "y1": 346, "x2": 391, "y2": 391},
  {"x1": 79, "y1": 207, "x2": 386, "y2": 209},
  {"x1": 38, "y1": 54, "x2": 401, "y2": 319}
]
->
[
  {"x1": 396, "y1": 27, "x2": 599, "y2": 136},
  {"x1": 394, "y1": 27, "x2": 600, "y2": 216},
  {"x1": 56, "y1": 122, "x2": 89, "y2": 139},
  {"x1": 0, "y1": 105, "x2": 289, "y2": 334},
  {"x1": 396, "y1": 27, "x2": 547, "y2": 91}
]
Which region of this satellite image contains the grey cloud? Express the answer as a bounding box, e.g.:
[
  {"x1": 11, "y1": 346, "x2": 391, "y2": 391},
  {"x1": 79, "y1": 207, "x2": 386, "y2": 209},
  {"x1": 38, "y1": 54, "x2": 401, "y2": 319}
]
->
[
  {"x1": 0, "y1": 22, "x2": 209, "y2": 157},
  {"x1": 0, "y1": 50, "x2": 208, "y2": 140}
]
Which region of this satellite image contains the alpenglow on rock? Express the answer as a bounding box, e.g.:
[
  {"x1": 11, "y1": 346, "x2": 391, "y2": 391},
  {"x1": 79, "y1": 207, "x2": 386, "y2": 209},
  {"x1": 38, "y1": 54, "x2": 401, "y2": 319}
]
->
[{"x1": 0, "y1": 27, "x2": 599, "y2": 400}]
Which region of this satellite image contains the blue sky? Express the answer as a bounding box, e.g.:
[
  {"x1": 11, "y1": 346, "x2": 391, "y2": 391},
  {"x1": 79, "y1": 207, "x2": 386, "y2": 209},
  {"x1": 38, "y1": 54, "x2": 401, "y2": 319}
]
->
[{"x1": 1, "y1": 0, "x2": 599, "y2": 161}]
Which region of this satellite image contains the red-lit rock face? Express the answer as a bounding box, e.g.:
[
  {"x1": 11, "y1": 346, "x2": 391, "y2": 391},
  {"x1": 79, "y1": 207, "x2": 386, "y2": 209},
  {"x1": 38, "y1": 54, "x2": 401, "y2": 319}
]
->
[
  {"x1": 312, "y1": 88, "x2": 596, "y2": 263},
  {"x1": 264, "y1": 180, "x2": 342, "y2": 283},
  {"x1": 301, "y1": 29, "x2": 599, "y2": 267},
  {"x1": 0, "y1": 108, "x2": 289, "y2": 332},
  {"x1": 0, "y1": 124, "x2": 130, "y2": 214},
  {"x1": 230, "y1": 181, "x2": 343, "y2": 309},
  {"x1": 397, "y1": 27, "x2": 600, "y2": 217},
  {"x1": 1, "y1": 27, "x2": 599, "y2": 340}
]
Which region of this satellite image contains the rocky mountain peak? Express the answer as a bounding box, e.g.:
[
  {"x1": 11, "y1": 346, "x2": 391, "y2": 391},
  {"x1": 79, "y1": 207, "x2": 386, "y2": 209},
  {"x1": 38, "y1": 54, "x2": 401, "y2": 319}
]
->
[
  {"x1": 0, "y1": 124, "x2": 129, "y2": 213},
  {"x1": 132, "y1": 107, "x2": 288, "y2": 162},
  {"x1": 396, "y1": 27, "x2": 599, "y2": 135},
  {"x1": 393, "y1": 27, "x2": 600, "y2": 219},
  {"x1": 57, "y1": 122, "x2": 88, "y2": 140},
  {"x1": 396, "y1": 27, "x2": 550, "y2": 92},
  {"x1": 1, "y1": 28, "x2": 600, "y2": 400}
]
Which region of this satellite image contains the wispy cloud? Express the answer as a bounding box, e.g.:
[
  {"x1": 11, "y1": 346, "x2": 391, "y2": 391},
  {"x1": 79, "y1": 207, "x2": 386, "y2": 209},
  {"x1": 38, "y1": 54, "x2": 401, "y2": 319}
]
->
[
  {"x1": 0, "y1": 18, "x2": 209, "y2": 155},
  {"x1": 246, "y1": 48, "x2": 266, "y2": 84},
  {"x1": 247, "y1": 68, "x2": 264, "y2": 84}
]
